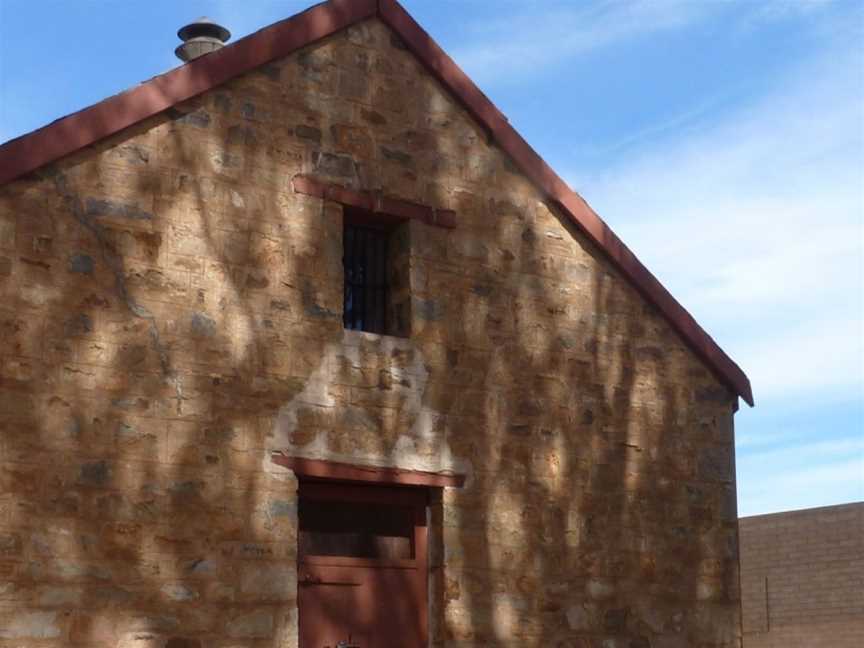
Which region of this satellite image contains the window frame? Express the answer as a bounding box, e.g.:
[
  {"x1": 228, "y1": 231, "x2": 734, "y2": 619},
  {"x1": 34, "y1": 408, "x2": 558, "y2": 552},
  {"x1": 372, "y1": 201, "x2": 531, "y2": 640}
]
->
[{"x1": 342, "y1": 214, "x2": 392, "y2": 335}]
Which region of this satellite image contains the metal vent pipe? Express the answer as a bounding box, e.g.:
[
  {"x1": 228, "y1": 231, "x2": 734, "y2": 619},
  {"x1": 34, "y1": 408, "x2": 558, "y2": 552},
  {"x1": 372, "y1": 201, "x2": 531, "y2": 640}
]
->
[{"x1": 175, "y1": 17, "x2": 231, "y2": 62}]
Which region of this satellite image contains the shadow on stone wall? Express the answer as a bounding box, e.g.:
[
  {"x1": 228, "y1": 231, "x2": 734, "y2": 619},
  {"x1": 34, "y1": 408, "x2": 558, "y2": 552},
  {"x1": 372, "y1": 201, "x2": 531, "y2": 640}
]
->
[{"x1": 0, "y1": 18, "x2": 739, "y2": 648}]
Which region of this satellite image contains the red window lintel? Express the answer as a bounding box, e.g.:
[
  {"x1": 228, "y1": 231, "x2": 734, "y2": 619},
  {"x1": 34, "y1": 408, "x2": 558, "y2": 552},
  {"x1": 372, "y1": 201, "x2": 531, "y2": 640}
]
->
[{"x1": 292, "y1": 174, "x2": 457, "y2": 229}]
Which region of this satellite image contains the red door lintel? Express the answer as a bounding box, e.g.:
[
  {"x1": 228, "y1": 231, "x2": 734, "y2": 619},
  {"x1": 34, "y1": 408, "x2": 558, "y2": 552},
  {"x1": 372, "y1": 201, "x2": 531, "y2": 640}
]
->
[{"x1": 271, "y1": 453, "x2": 466, "y2": 489}]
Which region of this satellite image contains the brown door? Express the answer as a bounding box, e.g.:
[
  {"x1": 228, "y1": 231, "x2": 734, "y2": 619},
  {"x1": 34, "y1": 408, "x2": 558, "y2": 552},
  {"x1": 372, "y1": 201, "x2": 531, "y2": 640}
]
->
[{"x1": 298, "y1": 482, "x2": 428, "y2": 648}]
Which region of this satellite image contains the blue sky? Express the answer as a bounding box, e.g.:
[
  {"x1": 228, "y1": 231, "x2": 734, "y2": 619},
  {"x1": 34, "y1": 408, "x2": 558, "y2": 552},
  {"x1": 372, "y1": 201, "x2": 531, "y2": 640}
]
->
[{"x1": 1, "y1": 0, "x2": 862, "y2": 516}]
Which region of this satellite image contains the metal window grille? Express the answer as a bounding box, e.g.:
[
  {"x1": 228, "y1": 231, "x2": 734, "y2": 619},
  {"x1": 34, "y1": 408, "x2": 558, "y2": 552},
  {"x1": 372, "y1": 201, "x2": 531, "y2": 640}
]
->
[{"x1": 343, "y1": 223, "x2": 389, "y2": 334}]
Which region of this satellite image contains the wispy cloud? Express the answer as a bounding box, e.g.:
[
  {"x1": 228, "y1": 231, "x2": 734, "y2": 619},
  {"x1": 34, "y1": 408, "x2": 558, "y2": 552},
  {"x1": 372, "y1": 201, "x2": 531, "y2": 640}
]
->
[
  {"x1": 577, "y1": 91, "x2": 742, "y2": 160},
  {"x1": 738, "y1": 438, "x2": 864, "y2": 516},
  {"x1": 451, "y1": 0, "x2": 716, "y2": 84},
  {"x1": 739, "y1": 0, "x2": 836, "y2": 30},
  {"x1": 450, "y1": 0, "x2": 848, "y2": 89},
  {"x1": 572, "y1": 35, "x2": 864, "y2": 405}
]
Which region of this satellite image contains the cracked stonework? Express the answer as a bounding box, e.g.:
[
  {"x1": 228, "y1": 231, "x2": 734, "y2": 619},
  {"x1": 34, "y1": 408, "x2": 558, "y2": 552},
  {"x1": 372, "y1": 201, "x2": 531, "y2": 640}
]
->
[{"x1": 51, "y1": 172, "x2": 185, "y2": 413}]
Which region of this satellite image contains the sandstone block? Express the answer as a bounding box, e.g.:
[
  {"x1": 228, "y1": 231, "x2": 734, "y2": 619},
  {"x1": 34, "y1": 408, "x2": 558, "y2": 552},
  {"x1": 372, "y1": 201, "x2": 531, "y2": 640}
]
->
[
  {"x1": 0, "y1": 610, "x2": 63, "y2": 639},
  {"x1": 226, "y1": 609, "x2": 274, "y2": 638},
  {"x1": 240, "y1": 563, "x2": 296, "y2": 602}
]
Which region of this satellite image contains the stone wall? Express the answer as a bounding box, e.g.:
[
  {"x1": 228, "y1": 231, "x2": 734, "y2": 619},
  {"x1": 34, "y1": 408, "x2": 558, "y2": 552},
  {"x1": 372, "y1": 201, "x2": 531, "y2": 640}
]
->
[
  {"x1": 0, "y1": 18, "x2": 741, "y2": 647},
  {"x1": 740, "y1": 503, "x2": 864, "y2": 648}
]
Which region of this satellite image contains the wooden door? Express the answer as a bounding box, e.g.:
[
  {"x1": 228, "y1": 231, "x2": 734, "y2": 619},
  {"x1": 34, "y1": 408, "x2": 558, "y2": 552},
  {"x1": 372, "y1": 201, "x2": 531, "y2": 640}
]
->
[{"x1": 298, "y1": 482, "x2": 428, "y2": 648}]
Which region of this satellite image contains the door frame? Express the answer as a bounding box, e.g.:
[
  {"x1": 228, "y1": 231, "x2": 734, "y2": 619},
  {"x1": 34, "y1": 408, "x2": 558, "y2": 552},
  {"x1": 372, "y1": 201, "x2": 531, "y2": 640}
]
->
[
  {"x1": 274, "y1": 454, "x2": 465, "y2": 646},
  {"x1": 295, "y1": 478, "x2": 436, "y2": 646}
]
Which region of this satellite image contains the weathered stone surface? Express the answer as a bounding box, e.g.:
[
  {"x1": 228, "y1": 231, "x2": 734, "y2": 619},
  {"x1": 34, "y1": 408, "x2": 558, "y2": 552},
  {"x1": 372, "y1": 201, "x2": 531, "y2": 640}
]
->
[
  {"x1": 0, "y1": 611, "x2": 62, "y2": 638},
  {"x1": 160, "y1": 583, "x2": 199, "y2": 602},
  {"x1": 168, "y1": 108, "x2": 211, "y2": 128},
  {"x1": 85, "y1": 198, "x2": 153, "y2": 221},
  {"x1": 240, "y1": 564, "x2": 295, "y2": 601},
  {"x1": 699, "y1": 446, "x2": 733, "y2": 482},
  {"x1": 0, "y1": 14, "x2": 740, "y2": 648},
  {"x1": 0, "y1": 533, "x2": 22, "y2": 557},
  {"x1": 66, "y1": 252, "x2": 94, "y2": 274},
  {"x1": 78, "y1": 459, "x2": 111, "y2": 486},
  {"x1": 36, "y1": 586, "x2": 84, "y2": 607},
  {"x1": 190, "y1": 311, "x2": 217, "y2": 337},
  {"x1": 226, "y1": 609, "x2": 274, "y2": 638},
  {"x1": 312, "y1": 151, "x2": 356, "y2": 178},
  {"x1": 295, "y1": 124, "x2": 322, "y2": 142}
]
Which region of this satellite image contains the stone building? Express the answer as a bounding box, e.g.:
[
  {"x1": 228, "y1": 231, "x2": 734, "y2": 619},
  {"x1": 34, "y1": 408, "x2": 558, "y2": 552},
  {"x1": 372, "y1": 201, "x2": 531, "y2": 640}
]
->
[
  {"x1": 739, "y1": 502, "x2": 864, "y2": 648},
  {"x1": 0, "y1": 0, "x2": 753, "y2": 646}
]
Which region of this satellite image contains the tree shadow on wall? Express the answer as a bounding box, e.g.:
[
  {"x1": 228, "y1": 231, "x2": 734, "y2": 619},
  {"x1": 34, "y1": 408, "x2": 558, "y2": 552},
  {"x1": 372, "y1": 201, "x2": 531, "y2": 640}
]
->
[{"x1": 0, "y1": 17, "x2": 740, "y2": 648}]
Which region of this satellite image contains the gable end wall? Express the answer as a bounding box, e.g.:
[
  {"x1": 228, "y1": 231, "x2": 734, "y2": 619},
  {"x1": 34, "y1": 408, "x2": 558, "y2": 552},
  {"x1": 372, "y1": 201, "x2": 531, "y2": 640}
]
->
[{"x1": 0, "y1": 18, "x2": 740, "y2": 647}]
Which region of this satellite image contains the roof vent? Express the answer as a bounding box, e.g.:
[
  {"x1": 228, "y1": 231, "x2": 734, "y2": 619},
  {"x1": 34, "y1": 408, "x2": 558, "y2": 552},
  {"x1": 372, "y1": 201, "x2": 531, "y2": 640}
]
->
[{"x1": 175, "y1": 17, "x2": 231, "y2": 63}]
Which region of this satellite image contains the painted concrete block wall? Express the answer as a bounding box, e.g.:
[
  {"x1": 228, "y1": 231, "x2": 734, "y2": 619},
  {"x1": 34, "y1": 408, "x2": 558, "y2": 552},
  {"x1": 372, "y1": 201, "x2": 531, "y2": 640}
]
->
[
  {"x1": 740, "y1": 503, "x2": 864, "y2": 648},
  {"x1": 0, "y1": 18, "x2": 740, "y2": 647}
]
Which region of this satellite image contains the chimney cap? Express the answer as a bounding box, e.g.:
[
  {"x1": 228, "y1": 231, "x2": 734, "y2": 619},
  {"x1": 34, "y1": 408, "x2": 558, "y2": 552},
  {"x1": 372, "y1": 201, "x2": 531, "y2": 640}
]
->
[
  {"x1": 177, "y1": 17, "x2": 231, "y2": 44},
  {"x1": 175, "y1": 17, "x2": 231, "y2": 63}
]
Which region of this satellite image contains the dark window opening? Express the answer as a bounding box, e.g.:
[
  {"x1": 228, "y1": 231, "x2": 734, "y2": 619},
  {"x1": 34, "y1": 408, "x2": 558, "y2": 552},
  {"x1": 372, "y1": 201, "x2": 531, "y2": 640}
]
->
[
  {"x1": 342, "y1": 208, "x2": 411, "y2": 337},
  {"x1": 343, "y1": 222, "x2": 389, "y2": 334},
  {"x1": 298, "y1": 499, "x2": 415, "y2": 560}
]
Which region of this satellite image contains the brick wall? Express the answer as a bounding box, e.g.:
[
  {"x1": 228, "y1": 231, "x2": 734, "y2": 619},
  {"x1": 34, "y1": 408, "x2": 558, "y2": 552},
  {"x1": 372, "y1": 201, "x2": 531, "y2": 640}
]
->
[
  {"x1": 0, "y1": 17, "x2": 741, "y2": 647},
  {"x1": 740, "y1": 502, "x2": 864, "y2": 647}
]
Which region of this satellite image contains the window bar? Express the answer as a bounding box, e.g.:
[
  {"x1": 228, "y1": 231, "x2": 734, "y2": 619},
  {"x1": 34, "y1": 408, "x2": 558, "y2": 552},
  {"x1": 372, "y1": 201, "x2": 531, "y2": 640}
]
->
[
  {"x1": 343, "y1": 222, "x2": 391, "y2": 334},
  {"x1": 343, "y1": 225, "x2": 353, "y2": 329},
  {"x1": 366, "y1": 228, "x2": 375, "y2": 333},
  {"x1": 364, "y1": 227, "x2": 375, "y2": 333},
  {"x1": 377, "y1": 233, "x2": 387, "y2": 334},
  {"x1": 355, "y1": 226, "x2": 365, "y2": 331},
  {"x1": 369, "y1": 231, "x2": 379, "y2": 333}
]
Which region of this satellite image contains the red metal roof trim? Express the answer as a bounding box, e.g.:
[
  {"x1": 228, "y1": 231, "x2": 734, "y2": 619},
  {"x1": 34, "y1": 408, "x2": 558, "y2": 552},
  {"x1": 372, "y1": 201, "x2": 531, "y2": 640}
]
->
[{"x1": 0, "y1": 0, "x2": 752, "y2": 406}]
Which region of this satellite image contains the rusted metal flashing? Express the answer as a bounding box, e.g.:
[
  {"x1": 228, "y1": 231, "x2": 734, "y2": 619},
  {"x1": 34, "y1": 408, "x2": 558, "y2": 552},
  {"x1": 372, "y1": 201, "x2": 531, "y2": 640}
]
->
[
  {"x1": 0, "y1": 0, "x2": 752, "y2": 406},
  {"x1": 292, "y1": 174, "x2": 457, "y2": 228},
  {"x1": 271, "y1": 453, "x2": 466, "y2": 488}
]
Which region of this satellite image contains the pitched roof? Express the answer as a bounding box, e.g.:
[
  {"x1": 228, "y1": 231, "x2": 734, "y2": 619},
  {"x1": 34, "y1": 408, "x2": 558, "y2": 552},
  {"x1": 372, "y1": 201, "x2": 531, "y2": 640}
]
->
[{"x1": 0, "y1": 0, "x2": 753, "y2": 406}]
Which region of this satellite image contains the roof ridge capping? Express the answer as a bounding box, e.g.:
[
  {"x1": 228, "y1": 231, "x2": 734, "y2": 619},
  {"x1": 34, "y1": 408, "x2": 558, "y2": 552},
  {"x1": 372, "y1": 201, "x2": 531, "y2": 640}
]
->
[{"x1": 0, "y1": 0, "x2": 753, "y2": 406}]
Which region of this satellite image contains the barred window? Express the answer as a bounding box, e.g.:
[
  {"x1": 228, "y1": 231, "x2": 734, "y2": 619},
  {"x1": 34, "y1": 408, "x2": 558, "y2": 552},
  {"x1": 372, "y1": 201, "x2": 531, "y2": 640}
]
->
[
  {"x1": 343, "y1": 222, "x2": 389, "y2": 334},
  {"x1": 341, "y1": 208, "x2": 411, "y2": 337}
]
